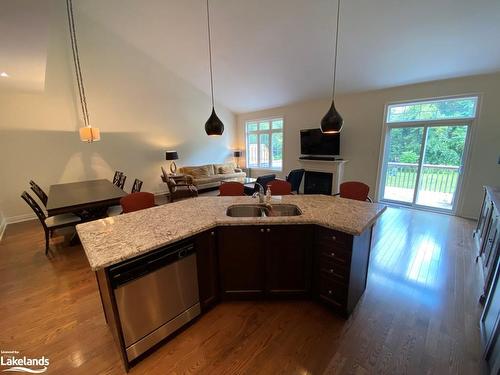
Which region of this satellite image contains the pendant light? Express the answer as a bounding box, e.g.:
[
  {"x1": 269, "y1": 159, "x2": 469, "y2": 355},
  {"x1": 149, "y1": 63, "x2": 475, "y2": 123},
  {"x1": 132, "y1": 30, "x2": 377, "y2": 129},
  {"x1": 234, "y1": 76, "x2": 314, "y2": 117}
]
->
[
  {"x1": 321, "y1": 0, "x2": 343, "y2": 134},
  {"x1": 204, "y1": 0, "x2": 224, "y2": 136},
  {"x1": 66, "y1": 0, "x2": 100, "y2": 142}
]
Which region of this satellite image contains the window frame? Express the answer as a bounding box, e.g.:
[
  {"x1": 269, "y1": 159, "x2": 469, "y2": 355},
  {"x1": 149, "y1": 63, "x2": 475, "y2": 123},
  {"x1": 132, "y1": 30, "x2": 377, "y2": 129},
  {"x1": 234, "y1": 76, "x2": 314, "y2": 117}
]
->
[
  {"x1": 374, "y1": 93, "x2": 481, "y2": 215},
  {"x1": 386, "y1": 95, "x2": 479, "y2": 123},
  {"x1": 245, "y1": 117, "x2": 284, "y2": 171}
]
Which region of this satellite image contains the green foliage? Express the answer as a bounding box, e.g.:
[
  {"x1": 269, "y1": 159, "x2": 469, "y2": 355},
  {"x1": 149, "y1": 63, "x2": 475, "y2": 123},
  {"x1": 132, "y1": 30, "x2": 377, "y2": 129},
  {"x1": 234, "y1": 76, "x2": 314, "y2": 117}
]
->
[
  {"x1": 388, "y1": 126, "x2": 467, "y2": 166},
  {"x1": 388, "y1": 98, "x2": 477, "y2": 122}
]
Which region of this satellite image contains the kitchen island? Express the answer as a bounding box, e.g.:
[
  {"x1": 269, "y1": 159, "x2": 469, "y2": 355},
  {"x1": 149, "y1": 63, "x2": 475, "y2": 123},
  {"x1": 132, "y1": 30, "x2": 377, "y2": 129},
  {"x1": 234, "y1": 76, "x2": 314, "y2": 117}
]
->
[{"x1": 76, "y1": 195, "x2": 385, "y2": 370}]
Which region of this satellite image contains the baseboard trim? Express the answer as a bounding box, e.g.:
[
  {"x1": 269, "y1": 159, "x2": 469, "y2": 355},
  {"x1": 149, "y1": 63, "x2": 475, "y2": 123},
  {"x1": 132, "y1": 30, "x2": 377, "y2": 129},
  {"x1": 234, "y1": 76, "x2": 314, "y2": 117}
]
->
[
  {"x1": 6, "y1": 213, "x2": 36, "y2": 224},
  {"x1": 0, "y1": 217, "x2": 6, "y2": 242}
]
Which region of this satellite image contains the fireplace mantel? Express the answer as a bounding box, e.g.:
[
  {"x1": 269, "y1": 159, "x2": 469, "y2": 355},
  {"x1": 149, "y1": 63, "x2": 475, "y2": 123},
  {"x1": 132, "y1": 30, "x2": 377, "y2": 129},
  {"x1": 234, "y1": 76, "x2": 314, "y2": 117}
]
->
[{"x1": 298, "y1": 159, "x2": 348, "y2": 195}]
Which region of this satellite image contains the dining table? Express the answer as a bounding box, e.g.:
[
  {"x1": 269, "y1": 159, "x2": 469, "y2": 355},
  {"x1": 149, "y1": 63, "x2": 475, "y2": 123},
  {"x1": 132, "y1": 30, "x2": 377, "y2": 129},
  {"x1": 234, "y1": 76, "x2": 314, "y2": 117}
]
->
[{"x1": 46, "y1": 179, "x2": 127, "y2": 217}]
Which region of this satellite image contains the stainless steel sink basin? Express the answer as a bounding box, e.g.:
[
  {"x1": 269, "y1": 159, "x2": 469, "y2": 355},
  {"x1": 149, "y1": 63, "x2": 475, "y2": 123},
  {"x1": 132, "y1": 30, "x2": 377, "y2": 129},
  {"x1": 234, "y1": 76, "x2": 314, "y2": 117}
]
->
[
  {"x1": 226, "y1": 204, "x2": 264, "y2": 217},
  {"x1": 226, "y1": 204, "x2": 302, "y2": 217},
  {"x1": 266, "y1": 204, "x2": 302, "y2": 217}
]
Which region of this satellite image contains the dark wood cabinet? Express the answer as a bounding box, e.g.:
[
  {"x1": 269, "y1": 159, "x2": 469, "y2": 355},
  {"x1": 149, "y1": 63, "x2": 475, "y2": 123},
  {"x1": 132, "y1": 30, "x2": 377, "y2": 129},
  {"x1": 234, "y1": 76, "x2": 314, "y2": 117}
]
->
[
  {"x1": 217, "y1": 226, "x2": 266, "y2": 298},
  {"x1": 265, "y1": 225, "x2": 313, "y2": 297},
  {"x1": 313, "y1": 225, "x2": 372, "y2": 316},
  {"x1": 481, "y1": 241, "x2": 500, "y2": 375},
  {"x1": 195, "y1": 229, "x2": 219, "y2": 311},
  {"x1": 217, "y1": 225, "x2": 313, "y2": 298},
  {"x1": 475, "y1": 186, "x2": 500, "y2": 304}
]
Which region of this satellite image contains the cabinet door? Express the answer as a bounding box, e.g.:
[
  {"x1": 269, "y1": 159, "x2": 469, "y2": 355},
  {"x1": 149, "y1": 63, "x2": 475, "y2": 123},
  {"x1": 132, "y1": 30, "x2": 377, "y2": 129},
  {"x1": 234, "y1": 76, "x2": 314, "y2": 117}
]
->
[
  {"x1": 480, "y1": 200, "x2": 494, "y2": 255},
  {"x1": 195, "y1": 230, "x2": 219, "y2": 311},
  {"x1": 484, "y1": 216, "x2": 500, "y2": 294},
  {"x1": 265, "y1": 225, "x2": 313, "y2": 296},
  {"x1": 217, "y1": 226, "x2": 265, "y2": 298}
]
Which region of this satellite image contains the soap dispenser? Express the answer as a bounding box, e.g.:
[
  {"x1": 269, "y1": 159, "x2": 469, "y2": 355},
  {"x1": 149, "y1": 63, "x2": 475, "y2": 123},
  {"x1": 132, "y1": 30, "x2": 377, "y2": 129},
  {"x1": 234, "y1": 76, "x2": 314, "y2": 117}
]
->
[{"x1": 265, "y1": 186, "x2": 272, "y2": 203}]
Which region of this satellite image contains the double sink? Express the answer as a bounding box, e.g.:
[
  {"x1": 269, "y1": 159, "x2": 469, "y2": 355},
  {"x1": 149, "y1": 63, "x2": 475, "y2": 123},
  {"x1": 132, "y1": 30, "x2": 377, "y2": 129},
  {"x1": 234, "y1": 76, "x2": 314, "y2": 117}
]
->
[{"x1": 226, "y1": 204, "x2": 302, "y2": 217}]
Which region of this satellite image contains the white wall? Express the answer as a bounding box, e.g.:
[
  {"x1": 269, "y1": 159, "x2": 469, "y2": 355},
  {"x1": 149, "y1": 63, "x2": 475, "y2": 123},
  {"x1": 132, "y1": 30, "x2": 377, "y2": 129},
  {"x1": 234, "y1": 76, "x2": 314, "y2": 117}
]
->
[
  {"x1": 236, "y1": 73, "x2": 500, "y2": 219},
  {"x1": 0, "y1": 0, "x2": 237, "y2": 220}
]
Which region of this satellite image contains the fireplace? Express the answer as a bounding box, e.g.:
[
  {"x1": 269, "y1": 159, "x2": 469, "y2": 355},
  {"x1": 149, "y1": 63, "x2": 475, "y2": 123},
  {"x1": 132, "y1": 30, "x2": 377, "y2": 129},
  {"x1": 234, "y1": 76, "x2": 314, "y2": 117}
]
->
[{"x1": 304, "y1": 171, "x2": 333, "y2": 195}]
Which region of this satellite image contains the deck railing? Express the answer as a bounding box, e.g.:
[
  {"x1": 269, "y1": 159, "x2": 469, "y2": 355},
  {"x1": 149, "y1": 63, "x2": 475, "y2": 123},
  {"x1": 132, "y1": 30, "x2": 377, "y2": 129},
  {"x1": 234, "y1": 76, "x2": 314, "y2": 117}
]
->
[{"x1": 386, "y1": 162, "x2": 460, "y2": 194}]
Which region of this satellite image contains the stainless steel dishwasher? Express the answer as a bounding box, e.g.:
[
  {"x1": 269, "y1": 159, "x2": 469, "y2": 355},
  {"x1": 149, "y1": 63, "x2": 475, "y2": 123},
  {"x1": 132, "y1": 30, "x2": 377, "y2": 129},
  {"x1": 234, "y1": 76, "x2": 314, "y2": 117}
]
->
[{"x1": 108, "y1": 240, "x2": 200, "y2": 361}]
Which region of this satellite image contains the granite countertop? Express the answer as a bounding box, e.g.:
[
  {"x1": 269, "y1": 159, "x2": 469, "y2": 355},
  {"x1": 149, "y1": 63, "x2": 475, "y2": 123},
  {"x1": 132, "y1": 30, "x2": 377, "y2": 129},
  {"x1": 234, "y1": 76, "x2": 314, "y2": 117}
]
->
[{"x1": 76, "y1": 195, "x2": 386, "y2": 271}]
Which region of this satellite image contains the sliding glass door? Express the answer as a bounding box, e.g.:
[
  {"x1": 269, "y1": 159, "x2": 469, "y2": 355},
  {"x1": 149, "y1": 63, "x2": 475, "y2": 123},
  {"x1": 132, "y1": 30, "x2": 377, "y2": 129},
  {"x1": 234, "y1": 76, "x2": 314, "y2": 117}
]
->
[
  {"x1": 381, "y1": 127, "x2": 424, "y2": 203},
  {"x1": 380, "y1": 124, "x2": 469, "y2": 212},
  {"x1": 378, "y1": 95, "x2": 478, "y2": 213},
  {"x1": 415, "y1": 125, "x2": 468, "y2": 210}
]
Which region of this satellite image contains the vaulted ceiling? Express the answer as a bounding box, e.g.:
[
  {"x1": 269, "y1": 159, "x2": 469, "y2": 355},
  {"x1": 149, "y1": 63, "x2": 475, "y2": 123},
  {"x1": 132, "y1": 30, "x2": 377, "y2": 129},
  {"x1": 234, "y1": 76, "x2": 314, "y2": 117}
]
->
[
  {"x1": 0, "y1": 0, "x2": 49, "y2": 91},
  {"x1": 2, "y1": 0, "x2": 500, "y2": 113}
]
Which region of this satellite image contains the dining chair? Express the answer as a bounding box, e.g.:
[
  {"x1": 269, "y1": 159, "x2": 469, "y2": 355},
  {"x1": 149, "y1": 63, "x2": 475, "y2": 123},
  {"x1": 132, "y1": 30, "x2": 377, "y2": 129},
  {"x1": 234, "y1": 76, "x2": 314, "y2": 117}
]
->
[
  {"x1": 21, "y1": 191, "x2": 81, "y2": 255},
  {"x1": 120, "y1": 192, "x2": 155, "y2": 213},
  {"x1": 113, "y1": 171, "x2": 124, "y2": 186},
  {"x1": 29, "y1": 180, "x2": 48, "y2": 207},
  {"x1": 131, "y1": 178, "x2": 143, "y2": 194},
  {"x1": 244, "y1": 174, "x2": 276, "y2": 195},
  {"x1": 117, "y1": 174, "x2": 127, "y2": 190},
  {"x1": 286, "y1": 169, "x2": 305, "y2": 194},
  {"x1": 335, "y1": 181, "x2": 372, "y2": 202},
  {"x1": 164, "y1": 175, "x2": 198, "y2": 203},
  {"x1": 267, "y1": 179, "x2": 292, "y2": 195},
  {"x1": 219, "y1": 182, "x2": 244, "y2": 196}
]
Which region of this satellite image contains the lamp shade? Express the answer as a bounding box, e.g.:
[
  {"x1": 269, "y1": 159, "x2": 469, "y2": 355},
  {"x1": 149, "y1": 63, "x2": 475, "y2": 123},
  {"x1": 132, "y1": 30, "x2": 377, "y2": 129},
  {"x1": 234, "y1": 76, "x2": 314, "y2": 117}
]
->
[
  {"x1": 79, "y1": 127, "x2": 100, "y2": 142},
  {"x1": 205, "y1": 108, "x2": 224, "y2": 136},
  {"x1": 233, "y1": 150, "x2": 242, "y2": 157},
  {"x1": 320, "y1": 100, "x2": 343, "y2": 134},
  {"x1": 165, "y1": 151, "x2": 179, "y2": 160}
]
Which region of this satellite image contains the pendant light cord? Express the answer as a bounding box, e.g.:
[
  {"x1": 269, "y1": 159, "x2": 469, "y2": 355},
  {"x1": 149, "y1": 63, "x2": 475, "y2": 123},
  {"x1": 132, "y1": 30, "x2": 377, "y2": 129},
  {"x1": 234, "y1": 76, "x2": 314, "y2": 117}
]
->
[
  {"x1": 331, "y1": 0, "x2": 341, "y2": 100},
  {"x1": 206, "y1": 0, "x2": 215, "y2": 108},
  {"x1": 66, "y1": 0, "x2": 90, "y2": 127}
]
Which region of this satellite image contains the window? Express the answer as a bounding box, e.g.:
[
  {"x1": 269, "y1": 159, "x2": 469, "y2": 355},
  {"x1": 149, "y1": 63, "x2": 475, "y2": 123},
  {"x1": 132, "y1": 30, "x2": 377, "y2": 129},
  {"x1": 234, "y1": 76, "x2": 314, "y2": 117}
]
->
[
  {"x1": 245, "y1": 118, "x2": 283, "y2": 170},
  {"x1": 378, "y1": 95, "x2": 478, "y2": 212},
  {"x1": 386, "y1": 96, "x2": 478, "y2": 123}
]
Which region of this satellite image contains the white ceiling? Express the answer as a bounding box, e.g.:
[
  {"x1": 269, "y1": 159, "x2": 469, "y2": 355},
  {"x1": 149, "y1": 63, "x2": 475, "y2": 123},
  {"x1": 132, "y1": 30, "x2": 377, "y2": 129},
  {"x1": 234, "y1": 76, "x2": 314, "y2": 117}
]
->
[
  {"x1": 0, "y1": 0, "x2": 49, "y2": 91},
  {"x1": 3, "y1": 0, "x2": 500, "y2": 112}
]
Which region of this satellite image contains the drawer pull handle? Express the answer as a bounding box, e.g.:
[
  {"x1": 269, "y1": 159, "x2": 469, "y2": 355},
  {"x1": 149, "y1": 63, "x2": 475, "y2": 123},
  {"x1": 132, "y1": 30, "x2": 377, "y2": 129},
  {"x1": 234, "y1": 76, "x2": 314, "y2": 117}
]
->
[
  {"x1": 330, "y1": 252, "x2": 335, "y2": 257},
  {"x1": 328, "y1": 290, "x2": 333, "y2": 295},
  {"x1": 332, "y1": 235, "x2": 337, "y2": 241},
  {"x1": 210, "y1": 231, "x2": 215, "y2": 236},
  {"x1": 329, "y1": 269, "x2": 334, "y2": 273},
  {"x1": 267, "y1": 228, "x2": 271, "y2": 232},
  {"x1": 260, "y1": 228, "x2": 264, "y2": 233}
]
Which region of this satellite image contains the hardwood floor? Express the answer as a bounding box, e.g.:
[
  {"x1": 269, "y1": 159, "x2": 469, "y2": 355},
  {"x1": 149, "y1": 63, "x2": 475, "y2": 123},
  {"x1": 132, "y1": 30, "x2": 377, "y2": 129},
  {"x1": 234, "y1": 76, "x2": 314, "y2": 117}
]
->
[{"x1": 0, "y1": 207, "x2": 484, "y2": 374}]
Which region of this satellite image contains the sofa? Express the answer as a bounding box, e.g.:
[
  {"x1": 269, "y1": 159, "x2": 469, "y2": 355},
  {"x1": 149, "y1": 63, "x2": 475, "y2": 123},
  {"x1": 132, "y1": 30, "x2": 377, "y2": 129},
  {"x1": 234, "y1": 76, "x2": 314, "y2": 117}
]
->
[{"x1": 178, "y1": 162, "x2": 246, "y2": 190}]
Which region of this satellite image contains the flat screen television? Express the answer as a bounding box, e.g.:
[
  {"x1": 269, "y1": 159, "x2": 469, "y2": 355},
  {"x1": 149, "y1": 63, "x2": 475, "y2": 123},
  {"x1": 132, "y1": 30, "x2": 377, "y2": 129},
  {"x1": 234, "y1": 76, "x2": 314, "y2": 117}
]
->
[{"x1": 300, "y1": 128, "x2": 340, "y2": 156}]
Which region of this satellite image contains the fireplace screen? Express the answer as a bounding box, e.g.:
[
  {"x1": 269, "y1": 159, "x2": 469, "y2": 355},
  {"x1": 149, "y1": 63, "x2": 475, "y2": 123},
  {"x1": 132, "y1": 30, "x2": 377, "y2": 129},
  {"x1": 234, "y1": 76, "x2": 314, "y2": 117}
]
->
[{"x1": 304, "y1": 171, "x2": 333, "y2": 195}]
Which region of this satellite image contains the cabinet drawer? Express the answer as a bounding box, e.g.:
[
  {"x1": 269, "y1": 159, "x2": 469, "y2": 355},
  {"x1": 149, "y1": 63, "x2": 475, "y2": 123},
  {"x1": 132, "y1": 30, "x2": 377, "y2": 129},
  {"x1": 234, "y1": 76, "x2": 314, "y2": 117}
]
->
[
  {"x1": 316, "y1": 227, "x2": 351, "y2": 250},
  {"x1": 319, "y1": 276, "x2": 347, "y2": 307},
  {"x1": 319, "y1": 261, "x2": 349, "y2": 284},
  {"x1": 319, "y1": 247, "x2": 351, "y2": 266}
]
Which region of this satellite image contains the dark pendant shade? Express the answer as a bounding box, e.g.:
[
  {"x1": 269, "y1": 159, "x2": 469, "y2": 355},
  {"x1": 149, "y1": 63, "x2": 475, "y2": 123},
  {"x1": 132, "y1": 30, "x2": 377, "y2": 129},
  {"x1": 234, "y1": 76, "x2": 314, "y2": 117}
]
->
[
  {"x1": 205, "y1": 107, "x2": 224, "y2": 136},
  {"x1": 321, "y1": 100, "x2": 343, "y2": 134}
]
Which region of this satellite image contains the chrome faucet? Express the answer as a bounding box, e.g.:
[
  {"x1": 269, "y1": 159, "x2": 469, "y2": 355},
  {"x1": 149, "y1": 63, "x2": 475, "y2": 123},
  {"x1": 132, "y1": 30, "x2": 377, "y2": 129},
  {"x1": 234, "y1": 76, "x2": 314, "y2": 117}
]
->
[{"x1": 252, "y1": 183, "x2": 265, "y2": 204}]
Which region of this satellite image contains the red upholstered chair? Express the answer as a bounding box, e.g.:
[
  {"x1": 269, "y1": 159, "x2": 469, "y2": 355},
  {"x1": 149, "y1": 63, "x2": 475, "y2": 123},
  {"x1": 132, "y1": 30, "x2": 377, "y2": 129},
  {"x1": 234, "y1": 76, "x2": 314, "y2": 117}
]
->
[
  {"x1": 267, "y1": 179, "x2": 292, "y2": 195},
  {"x1": 120, "y1": 192, "x2": 155, "y2": 213},
  {"x1": 219, "y1": 182, "x2": 244, "y2": 196},
  {"x1": 337, "y1": 181, "x2": 372, "y2": 202}
]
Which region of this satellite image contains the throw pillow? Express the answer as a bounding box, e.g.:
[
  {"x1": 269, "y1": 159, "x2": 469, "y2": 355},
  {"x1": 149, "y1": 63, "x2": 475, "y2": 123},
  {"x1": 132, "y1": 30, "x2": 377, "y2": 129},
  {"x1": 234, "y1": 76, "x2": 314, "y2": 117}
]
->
[
  {"x1": 184, "y1": 165, "x2": 211, "y2": 178},
  {"x1": 218, "y1": 165, "x2": 234, "y2": 174}
]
